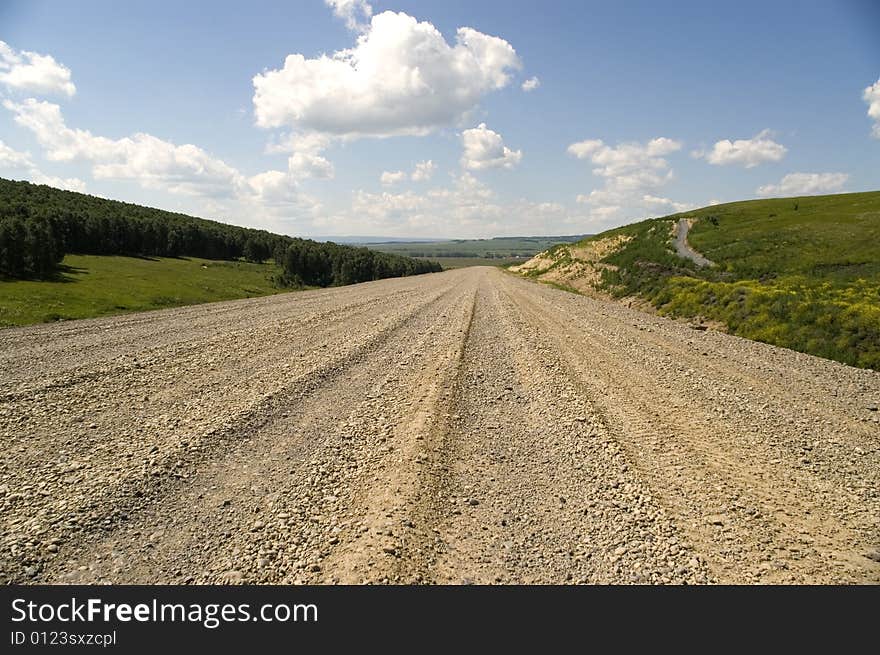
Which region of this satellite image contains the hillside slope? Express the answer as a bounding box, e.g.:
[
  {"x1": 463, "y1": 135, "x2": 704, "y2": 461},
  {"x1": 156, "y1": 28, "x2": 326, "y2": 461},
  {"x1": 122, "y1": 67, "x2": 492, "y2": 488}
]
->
[
  {"x1": 0, "y1": 179, "x2": 441, "y2": 325},
  {"x1": 511, "y1": 191, "x2": 880, "y2": 370},
  {"x1": 0, "y1": 177, "x2": 440, "y2": 284}
]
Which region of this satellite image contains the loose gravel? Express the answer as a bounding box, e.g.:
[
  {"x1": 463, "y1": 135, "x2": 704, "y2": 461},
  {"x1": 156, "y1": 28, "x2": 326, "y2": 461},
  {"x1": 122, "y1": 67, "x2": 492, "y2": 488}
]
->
[{"x1": 1, "y1": 267, "x2": 877, "y2": 584}]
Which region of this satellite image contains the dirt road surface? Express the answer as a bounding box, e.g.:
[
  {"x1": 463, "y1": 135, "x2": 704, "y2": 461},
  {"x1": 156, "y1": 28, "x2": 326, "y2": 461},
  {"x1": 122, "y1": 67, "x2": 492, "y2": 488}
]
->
[
  {"x1": 673, "y1": 218, "x2": 714, "y2": 267},
  {"x1": 2, "y1": 267, "x2": 878, "y2": 584}
]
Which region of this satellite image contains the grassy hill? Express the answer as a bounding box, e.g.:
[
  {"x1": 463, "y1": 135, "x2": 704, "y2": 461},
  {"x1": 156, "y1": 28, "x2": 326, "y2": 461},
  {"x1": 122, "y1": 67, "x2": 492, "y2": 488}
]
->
[
  {"x1": 511, "y1": 191, "x2": 880, "y2": 370},
  {"x1": 0, "y1": 178, "x2": 440, "y2": 326},
  {"x1": 0, "y1": 254, "x2": 286, "y2": 327}
]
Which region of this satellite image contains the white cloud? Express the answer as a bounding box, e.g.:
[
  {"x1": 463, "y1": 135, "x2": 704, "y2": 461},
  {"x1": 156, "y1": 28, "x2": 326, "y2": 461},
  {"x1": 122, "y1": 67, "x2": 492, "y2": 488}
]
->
[
  {"x1": 521, "y1": 76, "x2": 540, "y2": 92},
  {"x1": 252, "y1": 11, "x2": 521, "y2": 139},
  {"x1": 411, "y1": 159, "x2": 436, "y2": 182},
  {"x1": 864, "y1": 77, "x2": 880, "y2": 139},
  {"x1": 244, "y1": 170, "x2": 320, "y2": 212},
  {"x1": 321, "y1": 172, "x2": 587, "y2": 238},
  {"x1": 0, "y1": 41, "x2": 76, "y2": 97},
  {"x1": 288, "y1": 151, "x2": 334, "y2": 179},
  {"x1": 0, "y1": 138, "x2": 86, "y2": 192},
  {"x1": 380, "y1": 170, "x2": 407, "y2": 186},
  {"x1": 588, "y1": 205, "x2": 623, "y2": 221},
  {"x1": 246, "y1": 170, "x2": 288, "y2": 200},
  {"x1": 266, "y1": 131, "x2": 335, "y2": 181},
  {"x1": 381, "y1": 160, "x2": 437, "y2": 186},
  {"x1": 568, "y1": 137, "x2": 681, "y2": 175},
  {"x1": 641, "y1": 194, "x2": 694, "y2": 213},
  {"x1": 325, "y1": 0, "x2": 373, "y2": 31},
  {"x1": 694, "y1": 129, "x2": 786, "y2": 168},
  {"x1": 568, "y1": 137, "x2": 681, "y2": 197},
  {"x1": 460, "y1": 123, "x2": 522, "y2": 171},
  {"x1": 0, "y1": 54, "x2": 325, "y2": 232},
  {"x1": 26, "y1": 169, "x2": 87, "y2": 193},
  {"x1": 2, "y1": 98, "x2": 326, "y2": 222},
  {"x1": 567, "y1": 136, "x2": 688, "y2": 221},
  {"x1": 5, "y1": 98, "x2": 243, "y2": 197},
  {"x1": 0, "y1": 139, "x2": 33, "y2": 169},
  {"x1": 353, "y1": 188, "x2": 429, "y2": 221},
  {"x1": 567, "y1": 139, "x2": 604, "y2": 160},
  {"x1": 756, "y1": 172, "x2": 848, "y2": 197},
  {"x1": 265, "y1": 131, "x2": 333, "y2": 156}
]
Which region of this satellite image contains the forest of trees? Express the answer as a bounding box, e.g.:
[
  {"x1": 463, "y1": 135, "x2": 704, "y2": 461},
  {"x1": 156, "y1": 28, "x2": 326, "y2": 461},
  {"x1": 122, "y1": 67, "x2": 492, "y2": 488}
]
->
[{"x1": 0, "y1": 178, "x2": 441, "y2": 285}]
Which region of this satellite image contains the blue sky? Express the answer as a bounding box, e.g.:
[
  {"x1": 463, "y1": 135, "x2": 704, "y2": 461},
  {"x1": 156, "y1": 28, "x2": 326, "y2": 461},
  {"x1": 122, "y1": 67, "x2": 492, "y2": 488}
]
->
[{"x1": 1, "y1": 0, "x2": 878, "y2": 238}]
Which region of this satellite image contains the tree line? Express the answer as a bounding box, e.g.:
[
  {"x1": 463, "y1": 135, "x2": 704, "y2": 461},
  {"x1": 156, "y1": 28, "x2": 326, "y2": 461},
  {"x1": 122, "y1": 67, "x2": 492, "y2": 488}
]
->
[{"x1": 0, "y1": 178, "x2": 441, "y2": 284}]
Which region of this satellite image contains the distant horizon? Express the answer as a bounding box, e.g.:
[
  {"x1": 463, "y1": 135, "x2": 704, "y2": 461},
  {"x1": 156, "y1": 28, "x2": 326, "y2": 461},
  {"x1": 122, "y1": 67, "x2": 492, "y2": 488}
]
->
[
  {"x1": 308, "y1": 234, "x2": 592, "y2": 244},
  {"x1": 6, "y1": 173, "x2": 880, "y2": 244}
]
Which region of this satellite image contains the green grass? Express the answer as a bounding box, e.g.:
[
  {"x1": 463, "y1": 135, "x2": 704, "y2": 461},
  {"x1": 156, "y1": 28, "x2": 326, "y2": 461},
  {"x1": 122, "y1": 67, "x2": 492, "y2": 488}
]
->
[
  {"x1": 0, "y1": 254, "x2": 290, "y2": 327},
  {"x1": 550, "y1": 191, "x2": 880, "y2": 370}
]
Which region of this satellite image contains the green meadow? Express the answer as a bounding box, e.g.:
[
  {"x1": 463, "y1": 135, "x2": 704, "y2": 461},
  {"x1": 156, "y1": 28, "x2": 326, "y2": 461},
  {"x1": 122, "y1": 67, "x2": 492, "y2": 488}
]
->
[{"x1": 0, "y1": 255, "x2": 288, "y2": 327}]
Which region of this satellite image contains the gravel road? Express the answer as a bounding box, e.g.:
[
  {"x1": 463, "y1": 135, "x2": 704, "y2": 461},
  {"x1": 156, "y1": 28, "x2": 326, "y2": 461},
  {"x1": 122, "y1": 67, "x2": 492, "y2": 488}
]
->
[{"x1": 2, "y1": 267, "x2": 878, "y2": 584}]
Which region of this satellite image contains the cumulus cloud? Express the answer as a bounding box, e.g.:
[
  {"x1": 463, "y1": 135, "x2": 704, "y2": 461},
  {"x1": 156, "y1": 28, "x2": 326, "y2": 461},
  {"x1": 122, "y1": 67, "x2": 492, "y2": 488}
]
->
[
  {"x1": 568, "y1": 137, "x2": 681, "y2": 176},
  {"x1": 323, "y1": 172, "x2": 585, "y2": 238},
  {"x1": 566, "y1": 139, "x2": 604, "y2": 160},
  {"x1": 288, "y1": 151, "x2": 334, "y2": 179},
  {"x1": 411, "y1": 159, "x2": 436, "y2": 182},
  {"x1": 252, "y1": 11, "x2": 521, "y2": 139},
  {"x1": 567, "y1": 136, "x2": 687, "y2": 218},
  {"x1": 0, "y1": 138, "x2": 85, "y2": 192},
  {"x1": 325, "y1": 0, "x2": 373, "y2": 31},
  {"x1": 641, "y1": 194, "x2": 694, "y2": 213},
  {"x1": 265, "y1": 131, "x2": 333, "y2": 156},
  {"x1": 460, "y1": 123, "x2": 522, "y2": 171},
  {"x1": 380, "y1": 170, "x2": 407, "y2": 186},
  {"x1": 4, "y1": 98, "x2": 244, "y2": 197},
  {"x1": 756, "y1": 172, "x2": 848, "y2": 197},
  {"x1": 353, "y1": 188, "x2": 430, "y2": 223},
  {"x1": 2, "y1": 97, "x2": 327, "y2": 219},
  {"x1": 0, "y1": 41, "x2": 76, "y2": 97},
  {"x1": 521, "y1": 76, "x2": 540, "y2": 92},
  {"x1": 0, "y1": 139, "x2": 33, "y2": 169},
  {"x1": 26, "y1": 169, "x2": 87, "y2": 192},
  {"x1": 694, "y1": 129, "x2": 786, "y2": 168},
  {"x1": 244, "y1": 170, "x2": 321, "y2": 213},
  {"x1": 245, "y1": 170, "x2": 288, "y2": 200},
  {"x1": 864, "y1": 77, "x2": 880, "y2": 138},
  {"x1": 381, "y1": 160, "x2": 437, "y2": 186},
  {"x1": 0, "y1": 48, "x2": 324, "y2": 231},
  {"x1": 568, "y1": 137, "x2": 681, "y2": 197}
]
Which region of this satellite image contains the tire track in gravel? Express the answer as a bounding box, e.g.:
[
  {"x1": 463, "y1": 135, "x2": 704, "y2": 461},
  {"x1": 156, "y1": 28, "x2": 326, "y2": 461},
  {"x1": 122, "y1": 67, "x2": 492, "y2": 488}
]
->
[
  {"x1": 547, "y1": 299, "x2": 880, "y2": 548},
  {"x1": 0, "y1": 286, "x2": 422, "y2": 391},
  {"x1": 534, "y1": 287, "x2": 877, "y2": 452},
  {"x1": 520, "y1": 285, "x2": 880, "y2": 518},
  {"x1": 423, "y1": 275, "x2": 713, "y2": 584},
  {"x1": 1, "y1": 270, "x2": 470, "y2": 583},
  {"x1": 308, "y1": 280, "x2": 478, "y2": 584},
  {"x1": 38, "y1": 273, "x2": 479, "y2": 584},
  {"x1": 498, "y1": 271, "x2": 880, "y2": 583}
]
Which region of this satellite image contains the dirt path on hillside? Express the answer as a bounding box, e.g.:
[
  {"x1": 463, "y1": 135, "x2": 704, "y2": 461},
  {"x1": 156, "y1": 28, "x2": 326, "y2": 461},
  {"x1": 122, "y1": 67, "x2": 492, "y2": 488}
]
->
[
  {"x1": 1, "y1": 267, "x2": 878, "y2": 584},
  {"x1": 673, "y1": 218, "x2": 714, "y2": 267}
]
